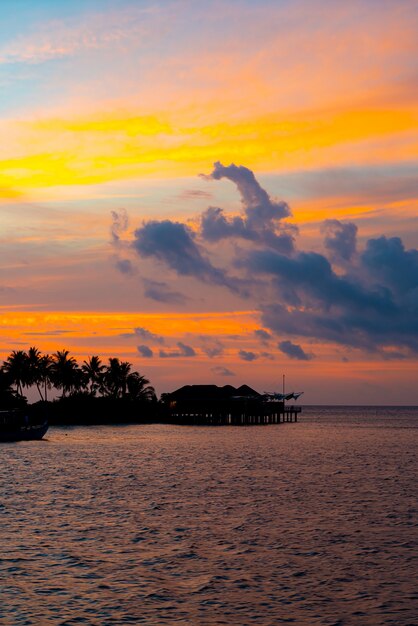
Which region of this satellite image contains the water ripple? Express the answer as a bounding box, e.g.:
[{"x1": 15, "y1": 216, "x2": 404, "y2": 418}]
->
[{"x1": 1, "y1": 410, "x2": 417, "y2": 624}]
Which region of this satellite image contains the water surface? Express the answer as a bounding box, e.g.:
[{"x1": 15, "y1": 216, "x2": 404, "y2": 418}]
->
[{"x1": 1, "y1": 407, "x2": 417, "y2": 624}]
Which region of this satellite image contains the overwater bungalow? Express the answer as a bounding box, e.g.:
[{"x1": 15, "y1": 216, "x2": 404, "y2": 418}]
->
[{"x1": 163, "y1": 384, "x2": 302, "y2": 425}]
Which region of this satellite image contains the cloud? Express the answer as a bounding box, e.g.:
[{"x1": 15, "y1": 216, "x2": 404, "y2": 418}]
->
[
  {"x1": 254, "y1": 328, "x2": 272, "y2": 343},
  {"x1": 201, "y1": 207, "x2": 249, "y2": 241},
  {"x1": 179, "y1": 189, "x2": 212, "y2": 200},
  {"x1": 23, "y1": 329, "x2": 72, "y2": 336},
  {"x1": 137, "y1": 345, "x2": 153, "y2": 358},
  {"x1": 380, "y1": 349, "x2": 409, "y2": 361},
  {"x1": 0, "y1": 7, "x2": 155, "y2": 65},
  {"x1": 255, "y1": 236, "x2": 418, "y2": 354},
  {"x1": 111, "y1": 209, "x2": 135, "y2": 276},
  {"x1": 119, "y1": 327, "x2": 165, "y2": 345},
  {"x1": 247, "y1": 248, "x2": 396, "y2": 316},
  {"x1": 133, "y1": 327, "x2": 165, "y2": 345},
  {"x1": 278, "y1": 340, "x2": 312, "y2": 361},
  {"x1": 110, "y1": 209, "x2": 129, "y2": 244},
  {"x1": 211, "y1": 366, "x2": 236, "y2": 377},
  {"x1": 281, "y1": 163, "x2": 418, "y2": 205},
  {"x1": 159, "y1": 342, "x2": 196, "y2": 358},
  {"x1": 143, "y1": 278, "x2": 187, "y2": 304},
  {"x1": 216, "y1": 165, "x2": 418, "y2": 355},
  {"x1": 322, "y1": 219, "x2": 358, "y2": 263},
  {"x1": 208, "y1": 162, "x2": 290, "y2": 225},
  {"x1": 115, "y1": 258, "x2": 134, "y2": 275},
  {"x1": 114, "y1": 162, "x2": 418, "y2": 357},
  {"x1": 201, "y1": 162, "x2": 296, "y2": 253},
  {"x1": 361, "y1": 236, "x2": 418, "y2": 295},
  {"x1": 199, "y1": 337, "x2": 224, "y2": 358},
  {"x1": 238, "y1": 350, "x2": 258, "y2": 361},
  {"x1": 133, "y1": 220, "x2": 236, "y2": 290},
  {"x1": 203, "y1": 346, "x2": 224, "y2": 358}
]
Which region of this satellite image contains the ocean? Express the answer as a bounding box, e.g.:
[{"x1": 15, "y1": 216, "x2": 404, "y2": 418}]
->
[{"x1": 1, "y1": 407, "x2": 417, "y2": 625}]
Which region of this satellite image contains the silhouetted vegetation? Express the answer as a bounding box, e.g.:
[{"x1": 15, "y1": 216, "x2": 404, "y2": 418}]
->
[
  {"x1": 1, "y1": 347, "x2": 157, "y2": 424},
  {"x1": 0, "y1": 369, "x2": 27, "y2": 409}
]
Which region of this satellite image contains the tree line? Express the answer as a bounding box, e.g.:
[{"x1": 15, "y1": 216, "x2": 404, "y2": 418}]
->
[{"x1": 1, "y1": 347, "x2": 156, "y2": 403}]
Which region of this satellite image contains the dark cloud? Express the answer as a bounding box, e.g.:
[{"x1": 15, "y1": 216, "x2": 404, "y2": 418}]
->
[
  {"x1": 143, "y1": 278, "x2": 187, "y2": 304},
  {"x1": 361, "y1": 236, "x2": 418, "y2": 295},
  {"x1": 247, "y1": 249, "x2": 396, "y2": 316},
  {"x1": 261, "y1": 298, "x2": 418, "y2": 354},
  {"x1": 260, "y1": 351, "x2": 275, "y2": 360},
  {"x1": 133, "y1": 220, "x2": 199, "y2": 274},
  {"x1": 253, "y1": 229, "x2": 418, "y2": 353},
  {"x1": 322, "y1": 219, "x2": 357, "y2": 263},
  {"x1": 133, "y1": 220, "x2": 236, "y2": 290},
  {"x1": 211, "y1": 366, "x2": 236, "y2": 377},
  {"x1": 199, "y1": 337, "x2": 224, "y2": 358},
  {"x1": 119, "y1": 327, "x2": 165, "y2": 344},
  {"x1": 238, "y1": 350, "x2": 258, "y2": 361},
  {"x1": 203, "y1": 345, "x2": 224, "y2": 358},
  {"x1": 133, "y1": 327, "x2": 165, "y2": 345},
  {"x1": 112, "y1": 162, "x2": 418, "y2": 357},
  {"x1": 208, "y1": 162, "x2": 290, "y2": 224},
  {"x1": 201, "y1": 207, "x2": 250, "y2": 242},
  {"x1": 137, "y1": 345, "x2": 153, "y2": 358},
  {"x1": 278, "y1": 340, "x2": 312, "y2": 361},
  {"x1": 115, "y1": 258, "x2": 135, "y2": 275},
  {"x1": 201, "y1": 162, "x2": 296, "y2": 253},
  {"x1": 159, "y1": 342, "x2": 196, "y2": 358},
  {"x1": 254, "y1": 328, "x2": 272, "y2": 343},
  {"x1": 177, "y1": 342, "x2": 196, "y2": 357}
]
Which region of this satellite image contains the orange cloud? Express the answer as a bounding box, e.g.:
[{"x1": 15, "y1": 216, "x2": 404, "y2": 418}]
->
[{"x1": 1, "y1": 105, "x2": 417, "y2": 195}]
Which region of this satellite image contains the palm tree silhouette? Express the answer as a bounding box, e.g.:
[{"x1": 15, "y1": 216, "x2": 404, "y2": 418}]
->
[
  {"x1": 51, "y1": 350, "x2": 83, "y2": 397},
  {"x1": 1, "y1": 346, "x2": 156, "y2": 408},
  {"x1": 104, "y1": 358, "x2": 132, "y2": 398},
  {"x1": 39, "y1": 354, "x2": 54, "y2": 402},
  {"x1": 127, "y1": 372, "x2": 156, "y2": 402},
  {"x1": 27, "y1": 346, "x2": 46, "y2": 401},
  {"x1": 2, "y1": 350, "x2": 29, "y2": 396},
  {"x1": 81, "y1": 355, "x2": 106, "y2": 396}
]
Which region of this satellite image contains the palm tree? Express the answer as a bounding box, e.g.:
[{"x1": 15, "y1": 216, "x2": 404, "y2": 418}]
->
[
  {"x1": 39, "y1": 354, "x2": 54, "y2": 401},
  {"x1": 27, "y1": 346, "x2": 45, "y2": 401},
  {"x1": 81, "y1": 355, "x2": 105, "y2": 396},
  {"x1": 127, "y1": 372, "x2": 156, "y2": 402},
  {"x1": 2, "y1": 350, "x2": 29, "y2": 396},
  {"x1": 103, "y1": 358, "x2": 132, "y2": 398},
  {"x1": 51, "y1": 350, "x2": 83, "y2": 397}
]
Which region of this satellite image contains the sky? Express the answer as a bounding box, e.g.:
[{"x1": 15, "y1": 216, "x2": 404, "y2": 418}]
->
[{"x1": 1, "y1": 0, "x2": 418, "y2": 404}]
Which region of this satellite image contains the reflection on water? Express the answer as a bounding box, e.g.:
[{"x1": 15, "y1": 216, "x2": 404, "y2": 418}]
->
[{"x1": 1, "y1": 408, "x2": 417, "y2": 625}]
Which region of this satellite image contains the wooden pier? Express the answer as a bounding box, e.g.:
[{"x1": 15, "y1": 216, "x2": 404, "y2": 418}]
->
[
  {"x1": 169, "y1": 404, "x2": 301, "y2": 425},
  {"x1": 163, "y1": 384, "x2": 302, "y2": 426}
]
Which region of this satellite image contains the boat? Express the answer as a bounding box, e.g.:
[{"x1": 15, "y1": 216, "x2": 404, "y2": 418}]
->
[{"x1": 0, "y1": 409, "x2": 49, "y2": 442}]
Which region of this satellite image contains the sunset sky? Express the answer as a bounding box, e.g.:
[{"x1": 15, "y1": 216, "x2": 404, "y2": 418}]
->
[{"x1": 1, "y1": 0, "x2": 418, "y2": 403}]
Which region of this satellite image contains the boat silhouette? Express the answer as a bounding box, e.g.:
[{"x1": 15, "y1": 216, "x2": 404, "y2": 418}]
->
[{"x1": 0, "y1": 409, "x2": 48, "y2": 442}]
